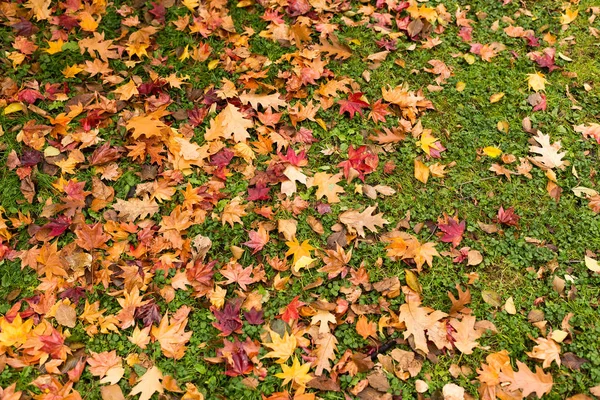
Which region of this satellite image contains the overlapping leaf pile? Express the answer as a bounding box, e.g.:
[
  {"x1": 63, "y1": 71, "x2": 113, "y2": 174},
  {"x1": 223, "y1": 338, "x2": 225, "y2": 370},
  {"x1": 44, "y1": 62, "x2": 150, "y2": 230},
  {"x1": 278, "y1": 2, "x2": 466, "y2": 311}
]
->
[{"x1": 0, "y1": 0, "x2": 599, "y2": 398}]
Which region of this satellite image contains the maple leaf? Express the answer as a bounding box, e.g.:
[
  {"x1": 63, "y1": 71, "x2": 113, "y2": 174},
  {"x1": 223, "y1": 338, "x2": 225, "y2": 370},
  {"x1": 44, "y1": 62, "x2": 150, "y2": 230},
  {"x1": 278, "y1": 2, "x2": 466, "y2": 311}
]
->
[
  {"x1": 338, "y1": 93, "x2": 369, "y2": 119},
  {"x1": 25, "y1": 0, "x2": 52, "y2": 21},
  {"x1": 355, "y1": 315, "x2": 377, "y2": 340},
  {"x1": 262, "y1": 329, "x2": 297, "y2": 364},
  {"x1": 319, "y1": 245, "x2": 351, "y2": 279},
  {"x1": 528, "y1": 133, "x2": 566, "y2": 170},
  {"x1": 437, "y1": 216, "x2": 465, "y2": 248},
  {"x1": 399, "y1": 297, "x2": 448, "y2": 354},
  {"x1": 309, "y1": 172, "x2": 344, "y2": 204},
  {"x1": 74, "y1": 222, "x2": 109, "y2": 251},
  {"x1": 220, "y1": 262, "x2": 254, "y2": 290},
  {"x1": 212, "y1": 301, "x2": 242, "y2": 336},
  {"x1": 243, "y1": 308, "x2": 264, "y2": 325},
  {"x1": 503, "y1": 361, "x2": 553, "y2": 398},
  {"x1": 526, "y1": 337, "x2": 561, "y2": 368},
  {"x1": 130, "y1": 366, "x2": 164, "y2": 400},
  {"x1": 206, "y1": 103, "x2": 253, "y2": 143},
  {"x1": 151, "y1": 311, "x2": 192, "y2": 359},
  {"x1": 368, "y1": 100, "x2": 391, "y2": 123},
  {"x1": 339, "y1": 206, "x2": 388, "y2": 238},
  {"x1": 527, "y1": 72, "x2": 548, "y2": 92},
  {"x1": 281, "y1": 296, "x2": 305, "y2": 323},
  {"x1": 221, "y1": 197, "x2": 248, "y2": 227},
  {"x1": 495, "y1": 206, "x2": 520, "y2": 227},
  {"x1": 560, "y1": 7, "x2": 578, "y2": 25},
  {"x1": 275, "y1": 357, "x2": 312, "y2": 388},
  {"x1": 126, "y1": 114, "x2": 170, "y2": 139},
  {"x1": 87, "y1": 351, "x2": 124, "y2": 385},
  {"x1": 0, "y1": 314, "x2": 34, "y2": 348},
  {"x1": 337, "y1": 145, "x2": 378, "y2": 182},
  {"x1": 243, "y1": 226, "x2": 270, "y2": 254},
  {"x1": 417, "y1": 131, "x2": 445, "y2": 158},
  {"x1": 247, "y1": 182, "x2": 271, "y2": 201},
  {"x1": 285, "y1": 238, "x2": 315, "y2": 266}
]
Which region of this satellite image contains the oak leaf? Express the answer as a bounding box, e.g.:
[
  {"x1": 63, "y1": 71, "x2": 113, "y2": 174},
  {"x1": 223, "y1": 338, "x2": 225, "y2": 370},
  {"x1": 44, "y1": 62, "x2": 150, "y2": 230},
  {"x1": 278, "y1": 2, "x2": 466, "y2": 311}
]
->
[
  {"x1": 527, "y1": 337, "x2": 561, "y2": 368},
  {"x1": 449, "y1": 315, "x2": 483, "y2": 355},
  {"x1": 313, "y1": 332, "x2": 338, "y2": 376},
  {"x1": 339, "y1": 206, "x2": 388, "y2": 237},
  {"x1": 113, "y1": 196, "x2": 159, "y2": 222},
  {"x1": 528, "y1": 133, "x2": 566, "y2": 170},
  {"x1": 503, "y1": 361, "x2": 553, "y2": 398},
  {"x1": 399, "y1": 298, "x2": 447, "y2": 354}
]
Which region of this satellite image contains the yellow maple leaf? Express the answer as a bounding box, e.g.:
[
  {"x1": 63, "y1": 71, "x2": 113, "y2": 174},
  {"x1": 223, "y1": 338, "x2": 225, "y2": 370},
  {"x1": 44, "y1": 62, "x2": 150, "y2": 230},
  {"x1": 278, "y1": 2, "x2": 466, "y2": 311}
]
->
[
  {"x1": 44, "y1": 39, "x2": 64, "y2": 55},
  {"x1": 285, "y1": 238, "x2": 314, "y2": 266},
  {"x1": 126, "y1": 114, "x2": 170, "y2": 139},
  {"x1": 182, "y1": 0, "x2": 199, "y2": 11},
  {"x1": 416, "y1": 131, "x2": 439, "y2": 156},
  {"x1": 113, "y1": 80, "x2": 139, "y2": 101},
  {"x1": 275, "y1": 357, "x2": 312, "y2": 388},
  {"x1": 527, "y1": 72, "x2": 548, "y2": 92},
  {"x1": 262, "y1": 329, "x2": 297, "y2": 364},
  {"x1": 560, "y1": 8, "x2": 578, "y2": 25},
  {"x1": 62, "y1": 64, "x2": 84, "y2": 78},
  {"x1": 79, "y1": 12, "x2": 100, "y2": 32},
  {"x1": 0, "y1": 314, "x2": 34, "y2": 348}
]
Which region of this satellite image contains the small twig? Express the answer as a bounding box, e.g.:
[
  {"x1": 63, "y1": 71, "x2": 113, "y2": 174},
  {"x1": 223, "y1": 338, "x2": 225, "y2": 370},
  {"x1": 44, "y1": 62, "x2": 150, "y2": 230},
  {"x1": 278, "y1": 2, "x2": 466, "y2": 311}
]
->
[{"x1": 426, "y1": 226, "x2": 438, "y2": 241}]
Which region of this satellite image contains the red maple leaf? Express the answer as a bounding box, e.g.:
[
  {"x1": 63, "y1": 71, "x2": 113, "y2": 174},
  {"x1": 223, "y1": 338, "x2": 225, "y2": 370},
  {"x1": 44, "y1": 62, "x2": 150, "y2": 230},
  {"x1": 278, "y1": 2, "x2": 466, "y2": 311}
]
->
[
  {"x1": 186, "y1": 260, "x2": 216, "y2": 286},
  {"x1": 243, "y1": 308, "x2": 264, "y2": 325},
  {"x1": 243, "y1": 228, "x2": 269, "y2": 255},
  {"x1": 495, "y1": 206, "x2": 520, "y2": 227},
  {"x1": 368, "y1": 100, "x2": 391, "y2": 123},
  {"x1": 247, "y1": 182, "x2": 271, "y2": 201},
  {"x1": 533, "y1": 48, "x2": 558, "y2": 72},
  {"x1": 218, "y1": 338, "x2": 254, "y2": 377},
  {"x1": 438, "y1": 217, "x2": 466, "y2": 248},
  {"x1": 279, "y1": 147, "x2": 308, "y2": 167},
  {"x1": 281, "y1": 296, "x2": 304, "y2": 323},
  {"x1": 43, "y1": 215, "x2": 72, "y2": 238},
  {"x1": 212, "y1": 301, "x2": 243, "y2": 336},
  {"x1": 337, "y1": 145, "x2": 379, "y2": 181},
  {"x1": 338, "y1": 92, "x2": 369, "y2": 119}
]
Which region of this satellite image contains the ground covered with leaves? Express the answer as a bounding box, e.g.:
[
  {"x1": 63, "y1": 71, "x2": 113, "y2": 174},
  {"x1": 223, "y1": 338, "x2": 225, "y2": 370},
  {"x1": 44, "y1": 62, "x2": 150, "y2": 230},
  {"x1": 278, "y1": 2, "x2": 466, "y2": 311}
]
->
[{"x1": 1, "y1": 0, "x2": 600, "y2": 398}]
